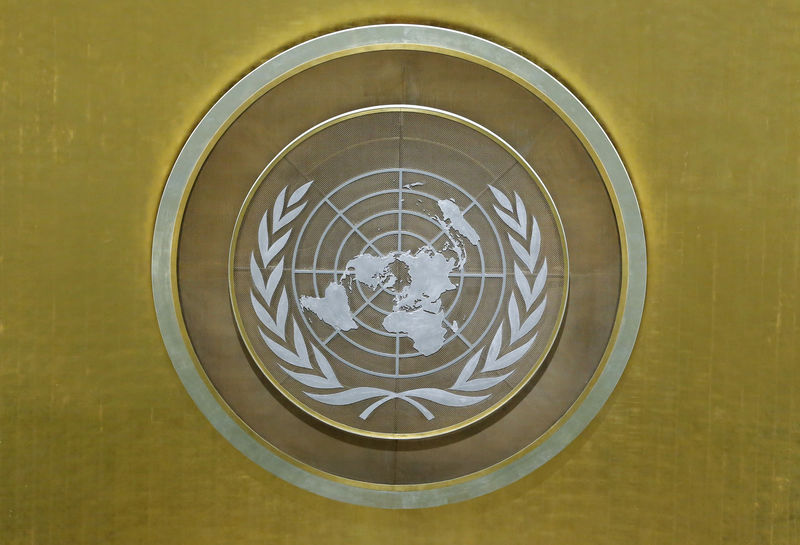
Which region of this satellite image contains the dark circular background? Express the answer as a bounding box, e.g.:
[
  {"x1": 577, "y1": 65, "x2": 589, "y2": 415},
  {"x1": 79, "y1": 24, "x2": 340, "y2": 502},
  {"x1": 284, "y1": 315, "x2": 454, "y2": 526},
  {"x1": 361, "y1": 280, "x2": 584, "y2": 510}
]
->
[
  {"x1": 176, "y1": 49, "x2": 621, "y2": 485},
  {"x1": 229, "y1": 107, "x2": 567, "y2": 438}
]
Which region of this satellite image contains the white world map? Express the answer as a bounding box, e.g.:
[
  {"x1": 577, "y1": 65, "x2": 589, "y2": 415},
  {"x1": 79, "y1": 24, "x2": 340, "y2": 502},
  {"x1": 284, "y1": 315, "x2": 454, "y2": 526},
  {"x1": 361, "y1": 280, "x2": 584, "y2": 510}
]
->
[{"x1": 300, "y1": 199, "x2": 480, "y2": 356}]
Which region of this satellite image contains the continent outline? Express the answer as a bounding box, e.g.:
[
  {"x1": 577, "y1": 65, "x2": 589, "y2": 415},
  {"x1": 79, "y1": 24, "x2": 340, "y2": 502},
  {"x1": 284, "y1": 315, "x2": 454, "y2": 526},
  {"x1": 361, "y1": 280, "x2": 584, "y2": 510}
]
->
[{"x1": 247, "y1": 181, "x2": 549, "y2": 422}]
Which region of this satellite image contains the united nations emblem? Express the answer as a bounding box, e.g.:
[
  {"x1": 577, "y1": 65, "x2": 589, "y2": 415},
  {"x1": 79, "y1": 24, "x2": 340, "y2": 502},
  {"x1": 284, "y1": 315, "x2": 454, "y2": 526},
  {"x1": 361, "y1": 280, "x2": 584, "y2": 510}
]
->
[
  {"x1": 153, "y1": 25, "x2": 645, "y2": 507},
  {"x1": 229, "y1": 106, "x2": 568, "y2": 438}
]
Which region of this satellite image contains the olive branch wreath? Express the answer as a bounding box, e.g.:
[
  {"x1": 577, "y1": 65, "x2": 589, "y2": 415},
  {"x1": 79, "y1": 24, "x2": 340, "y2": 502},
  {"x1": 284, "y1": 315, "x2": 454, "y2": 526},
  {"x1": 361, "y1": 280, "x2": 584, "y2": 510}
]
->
[{"x1": 247, "y1": 182, "x2": 548, "y2": 421}]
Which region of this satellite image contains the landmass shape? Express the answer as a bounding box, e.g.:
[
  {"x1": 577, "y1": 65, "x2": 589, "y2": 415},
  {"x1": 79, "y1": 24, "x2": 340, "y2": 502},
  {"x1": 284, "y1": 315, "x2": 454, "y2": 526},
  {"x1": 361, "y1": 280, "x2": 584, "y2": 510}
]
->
[
  {"x1": 300, "y1": 282, "x2": 357, "y2": 331},
  {"x1": 299, "y1": 198, "x2": 481, "y2": 356}
]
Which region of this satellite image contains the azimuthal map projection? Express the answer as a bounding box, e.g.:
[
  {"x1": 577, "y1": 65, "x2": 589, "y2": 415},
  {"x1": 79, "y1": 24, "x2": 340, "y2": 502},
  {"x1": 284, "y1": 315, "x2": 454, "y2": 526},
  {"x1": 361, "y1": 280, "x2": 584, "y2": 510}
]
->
[
  {"x1": 155, "y1": 25, "x2": 644, "y2": 506},
  {"x1": 300, "y1": 197, "x2": 476, "y2": 356},
  {"x1": 229, "y1": 106, "x2": 568, "y2": 438}
]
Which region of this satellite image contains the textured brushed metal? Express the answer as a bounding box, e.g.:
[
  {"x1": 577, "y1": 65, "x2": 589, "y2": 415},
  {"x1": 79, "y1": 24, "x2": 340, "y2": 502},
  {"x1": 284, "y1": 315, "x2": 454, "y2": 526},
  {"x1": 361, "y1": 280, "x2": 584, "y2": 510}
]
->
[{"x1": 152, "y1": 25, "x2": 644, "y2": 507}]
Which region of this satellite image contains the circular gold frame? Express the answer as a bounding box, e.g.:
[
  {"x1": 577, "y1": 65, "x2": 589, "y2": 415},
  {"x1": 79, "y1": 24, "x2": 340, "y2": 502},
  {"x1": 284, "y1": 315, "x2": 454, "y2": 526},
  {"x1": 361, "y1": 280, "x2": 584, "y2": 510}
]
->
[
  {"x1": 228, "y1": 104, "x2": 570, "y2": 440},
  {"x1": 152, "y1": 25, "x2": 646, "y2": 508}
]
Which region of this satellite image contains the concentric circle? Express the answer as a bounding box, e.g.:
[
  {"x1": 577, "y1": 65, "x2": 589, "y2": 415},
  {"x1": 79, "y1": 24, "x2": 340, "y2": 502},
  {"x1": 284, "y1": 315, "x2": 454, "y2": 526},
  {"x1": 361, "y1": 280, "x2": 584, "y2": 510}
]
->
[
  {"x1": 295, "y1": 167, "x2": 505, "y2": 367},
  {"x1": 228, "y1": 106, "x2": 568, "y2": 438},
  {"x1": 152, "y1": 25, "x2": 645, "y2": 508}
]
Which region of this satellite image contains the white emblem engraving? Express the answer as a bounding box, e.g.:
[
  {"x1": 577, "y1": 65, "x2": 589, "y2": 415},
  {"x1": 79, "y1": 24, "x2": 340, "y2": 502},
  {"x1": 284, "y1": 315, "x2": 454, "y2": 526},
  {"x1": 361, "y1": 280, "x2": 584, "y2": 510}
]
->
[{"x1": 248, "y1": 179, "x2": 548, "y2": 421}]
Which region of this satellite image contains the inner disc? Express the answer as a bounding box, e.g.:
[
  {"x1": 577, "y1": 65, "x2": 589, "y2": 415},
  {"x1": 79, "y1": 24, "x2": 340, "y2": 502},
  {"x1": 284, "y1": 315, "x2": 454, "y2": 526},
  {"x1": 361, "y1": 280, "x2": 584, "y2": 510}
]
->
[{"x1": 229, "y1": 106, "x2": 568, "y2": 439}]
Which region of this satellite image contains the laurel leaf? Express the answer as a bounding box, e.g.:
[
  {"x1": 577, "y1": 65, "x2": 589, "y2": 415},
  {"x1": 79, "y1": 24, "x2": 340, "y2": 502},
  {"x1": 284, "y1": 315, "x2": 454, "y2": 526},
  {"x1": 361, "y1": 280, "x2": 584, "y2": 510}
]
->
[
  {"x1": 307, "y1": 387, "x2": 392, "y2": 405},
  {"x1": 514, "y1": 264, "x2": 535, "y2": 310},
  {"x1": 250, "y1": 291, "x2": 280, "y2": 337},
  {"x1": 360, "y1": 395, "x2": 399, "y2": 420},
  {"x1": 451, "y1": 371, "x2": 514, "y2": 392},
  {"x1": 532, "y1": 259, "x2": 548, "y2": 301},
  {"x1": 529, "y1": 216, "x2": 541, "y2": 264},
  {"x1": 485, "y1": 336, "x2": 536, "y2": 371},
  {"x1": 508, "y1": 296, "x2": 522, "y2": 343},
  {"x1": 264, "y1": 257, "x2": 283, "y2": 304},
  {"x1": 291, "y1": 321, "x2": 311, "y2": 369},
  {"x1": 404, "y1": 397, "x2": 438, "y2": 419},
  {"x1": 452, "y1": 349, "x2": 484, "y2": 389},
  {"x1": 263, "y1": 331, "x2": 306, "y2": 368},
  {"x1": 517, "y1": 299, "x2": 546, "y2": 341},
  {"x1": 275, "y1": 289, "x2": 288, "y2": 338},
  {"x1": 274, "y1": 203, "x2": 305, "y2": 232},
  {"x1": 482, "y1": 323, "x2": 504, "y2": 372},
  {"x1": 257, "y1": 212, "x2": 270, "y2": 268},
  {"x1": 489, "y1": 185, "x2": 513, "y2": 212},
  {"x1": 280, "y1": 365, "x2": 341, "y2": 389},
  {"x1": 402, "y1": 388, "x2": 489, "y2": 407},
  {"x1": 515, "y1": 192, "x2": 527, "y2": 236},
  {"x1": 250, "y1": 181, "x2": 552, "y2": 422},
  {"x1": 494, "y1": 206, "x2": 525, "y2": 237},
  {"x1": 509, "y1": 236, "x2": 534, "y2": 272},
  {"x1": 250, "y1": 253, "x2": 267, "y2": 302},
  {"x1": 312, "y1": 345, "x2": 342, "y2": 387},
  {"x1": 287, "y1": 180, "x2": 313, "y2": 207},
  {"x1": 262, "y1": 231, "x2": 290, "y2": 268},
  {"x1": 272, "y1": 187, "x2": 287, "y2": 232}
]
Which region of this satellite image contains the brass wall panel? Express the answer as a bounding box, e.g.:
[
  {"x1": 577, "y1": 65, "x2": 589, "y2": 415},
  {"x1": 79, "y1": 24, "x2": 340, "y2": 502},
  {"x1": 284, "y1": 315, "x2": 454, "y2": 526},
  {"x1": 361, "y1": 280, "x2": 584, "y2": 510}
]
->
[{"x1": 1, "y1": 1, "x2": 798, "y2": 543}]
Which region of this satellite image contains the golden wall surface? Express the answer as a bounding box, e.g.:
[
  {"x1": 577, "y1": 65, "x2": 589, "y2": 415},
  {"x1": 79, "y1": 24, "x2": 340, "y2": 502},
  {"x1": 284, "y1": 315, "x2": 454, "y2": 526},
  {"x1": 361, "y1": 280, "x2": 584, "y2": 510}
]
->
[{"x1": 1, "y1": 1, "x2": 798, "y2": 543}]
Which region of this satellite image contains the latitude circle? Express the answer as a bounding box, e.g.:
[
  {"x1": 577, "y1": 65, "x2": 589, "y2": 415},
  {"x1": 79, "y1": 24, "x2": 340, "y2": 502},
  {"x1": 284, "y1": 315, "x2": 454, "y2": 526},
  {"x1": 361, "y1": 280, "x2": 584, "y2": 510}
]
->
[
  {"x1": 306, "y1": 188, "x2": 497, "y2": 369},
  {"x1": 347, "y1": 222, "x2": 471, "y2": 348},
  {"x1": 345, "y1": 228, "x2": 473, "y2": 358},
  {"x1": 297, "y1": 167, "x2": 507, "y2": 377},
  {"x1": 230, "y1": 104, "x2": 568, "y2": 436},
  {"x1": 330, "y1": 201, "x2": 479, "y2": 340},
  {"x1": 336, "y1": 206, "x2": 471, "y2": 320},
  {"x1": 353, "y1": 231, "x2": 430, "y2": 319},
  {"x1": 153, "y1": 25, "x2": 644, "y2": 508},
  {"x1": 345, "y1": 206, "x2": 497, "y2": 360},
  {"x1": 351, "y1": 229, "x2": 466, "y2": 323}
]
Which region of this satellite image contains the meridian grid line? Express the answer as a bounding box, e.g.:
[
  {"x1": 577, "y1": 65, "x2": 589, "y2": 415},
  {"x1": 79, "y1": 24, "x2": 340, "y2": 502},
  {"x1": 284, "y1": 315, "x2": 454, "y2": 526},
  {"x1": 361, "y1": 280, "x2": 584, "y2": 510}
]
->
[
  {"x1": 397, "y1": 115, "x2": 403, "y2": 376},
  {"x1": 397, "y1": 169, "x2": 402, "y2": 374},
  {"x1": 261, "y1": 269, "x2": 507, "y2": 278},
  {"x1": 442, "y1": 318, "x2": 472, "y2": 346},
  {"x1": 323, "y1": 197, "x2": 382, "y2": 275},
  {"x1": 321, "y1": 287, "x2": 384, "y2": 345},
  {"x1": 429, "y1": 200, "x2": 478, "y2": 246},
  {"x1": 289, "y1": 166, "x2": 508, "y2": 379},
  {"x1": 312, "y1": 175, "x2": 498, "y2": 358}
]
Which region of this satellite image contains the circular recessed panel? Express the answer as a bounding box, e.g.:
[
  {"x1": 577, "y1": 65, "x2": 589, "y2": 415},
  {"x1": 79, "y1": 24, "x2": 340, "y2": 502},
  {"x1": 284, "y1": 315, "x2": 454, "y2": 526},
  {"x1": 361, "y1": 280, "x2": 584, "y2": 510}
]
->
[
  {"x1": 153, "y1": 25, "x2": 645, "y2": 508},
  {"x1": 229, "y1": 106, "x2": 568, "y2": 438}
]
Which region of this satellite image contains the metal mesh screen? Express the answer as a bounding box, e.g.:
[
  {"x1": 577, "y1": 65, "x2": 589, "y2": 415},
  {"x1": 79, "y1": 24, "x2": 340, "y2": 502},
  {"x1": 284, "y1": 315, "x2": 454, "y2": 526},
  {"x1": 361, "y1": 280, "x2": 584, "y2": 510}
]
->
[
  {"x1": 175, "y1": 47, "x2": 623, "y2": 484},
  {"x1": 230, "y1": 108, "x2": 567, "y2": 437}
]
